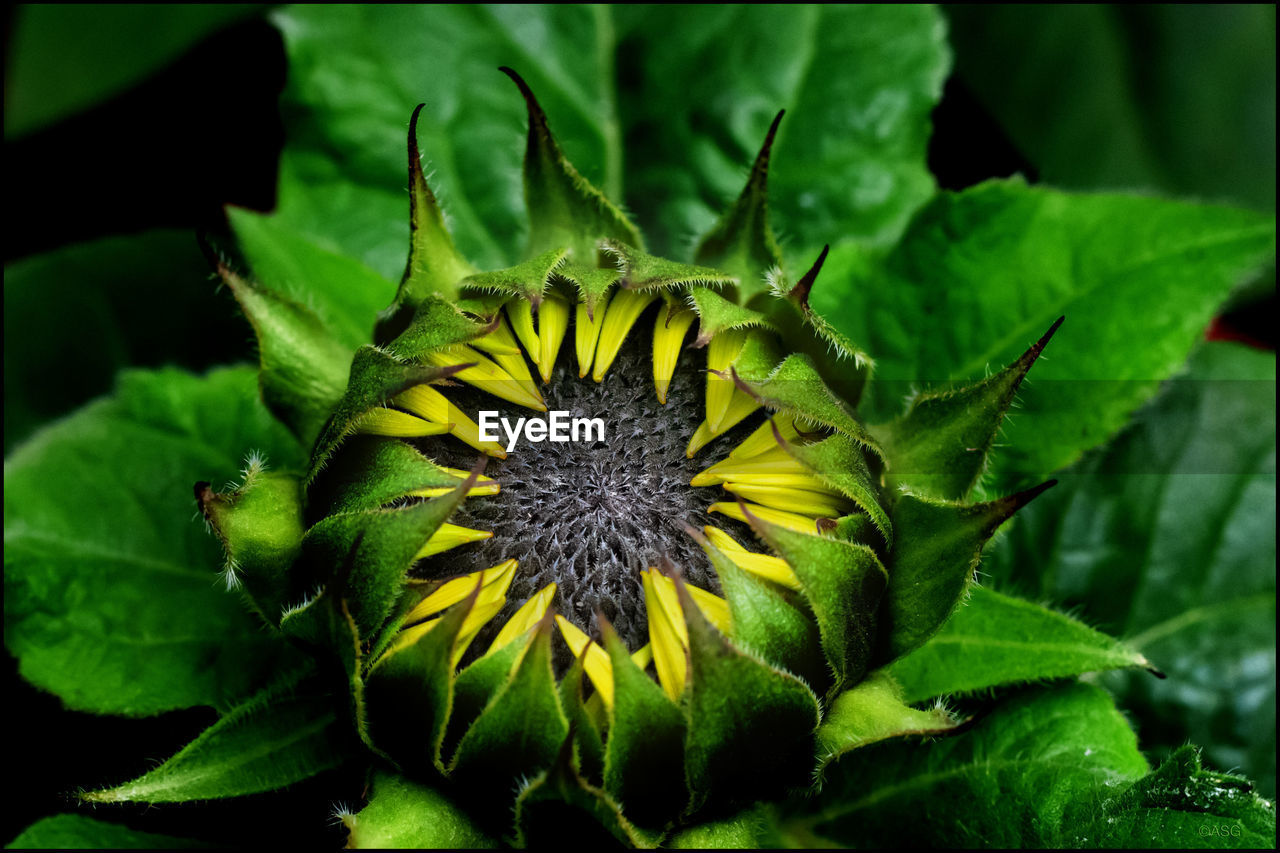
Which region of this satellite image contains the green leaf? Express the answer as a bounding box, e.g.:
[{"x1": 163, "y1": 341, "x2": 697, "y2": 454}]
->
[
  {"x1": 308, "y1": 436, "x2": 464, "y2": 517},
  {"x1": 681, "y1": 583, "x2": 820, "y2": 813},
  {"x1": 815, "y1": 671, "x2": 957, "y2": 768},
  {"x1": 270, "y1": 4, "x2": 620, "y2": 276},
  {"x1": 4, "y1": 366, "x2": 303, "y2": 715},
  {"x1": 985, "y1": 341, "x2": 1278, "y2": 795},
  {"x1": 3, "y1": 230, "x2": 246, "y2": 452},
  {"x1": 1072, "y1": 745, "x2": 1278, "y2": 849},
  {"x1": 947, "y1": 6, "x2": 1276, "y2": 213},
  {"x1": 449, "y1": 620, "x2": 569, "y2": 792},
  {"x1": 84, "y1": 665, "x2": 351, "y2": 803},
  {"x1": 601, "y1": 619, "x2": 687, "y2": 827},
  {"x1": 5, "y1": 815, "x2": 211, "y2": 850},
  {"x1": 779, "y1": 683, "x2": 1153, "y2": 846},
  {"x1": 345, "y1": 771, "x2": 497, "y2": 849},
  {"x1": 879, "y1": 484, "x2": 1052, "y2": 662},
  {"x1": 665, "y1": 805, "x2": 778, "y2": 849},
  {"x1": 885, "y1": 586, "x2": 1155, "y2": 704},
  {"x1": 814, "y1": 182, "x2": 1276, "y2": 486},
  {"x1": 6, "y1": 5, "x2": 261, "y2": 138},
  {"x1": 617, "y1": 5, "x2": 950, "y2": 257}
]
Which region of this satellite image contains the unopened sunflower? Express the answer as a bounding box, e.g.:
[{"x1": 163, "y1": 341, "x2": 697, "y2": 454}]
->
[{"x1": 198, "y1": 69, "x2": 1061, "y2": 844}]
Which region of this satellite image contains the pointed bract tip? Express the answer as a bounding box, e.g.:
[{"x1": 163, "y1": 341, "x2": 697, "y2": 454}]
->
[
  {"x1": 748, "y1": 109, "x2": 786, "y2": 186},
  {"x1": 789, "y1": 244, "x2": 829, "y2": 307},
  {"x1": 1020, "y1": 315, "x2": 1066, "y2": 368},
  {"x1": 499, "y1": 66, "x2": 544, "y2": 123},
  {"x1": 998, "y1": 479, "x2": 1057, "y2": 516}
]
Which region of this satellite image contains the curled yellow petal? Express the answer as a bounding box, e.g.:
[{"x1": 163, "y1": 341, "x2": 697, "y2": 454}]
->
[
  {"x1": 414, "y1": 522, "x2": 492, "y2": 559},
  {"x1": 471, "y1": 316, "x2": 523, "y2": 357},
  {"x1": 490, "y1": 582, "x2": 557, "y2": 653},
  {"x1": 728, "y1": 414, "x2": 805, "y2": 460},
  {"x1": 355, "y1": 408, "x2": 452, "y2": 438},
  {"x1": 575, "y1": 294, "x2": 609, "y2": 378},
  {"x1": 393, "y1": 384, "x2": 507, "y2": 458},
  {"x1": 555, "y1": 616, "x2": 615, "y2": 708},
  {"x1": 705, "y1": 328, "x2": 747, "y2": 431},
  {"x1": 685, "y1": 389, "x2": 760, "y2": 457},
  {"x1": 592, "y1": 290, "x2": 657, "y2": 382},
  {"x1": 425, "y1": 344, "x2": 546, "y2": 411},
  {"x1": 690, "y1": 448, "x2": 808, "y2": 486},
  {"x1": 403, "y1": 559, "x2": 517, "y2": 625},
  {"x1": 722, "y1": 483, "x2": 852, "y2": 517},
  {"x1": 387, "y1": 596, "x2": 506, "y2": 666},
  {"x1": 536, "y1": 294, "x2": 571, "y2": 383},
  {"x1": 478, "y1": 315, "x2": 542, "y2": 400},
  {"x1": 653, "y1": 306, "x2": 696, "y2": 404},
  {"x1": 704, "y1": 525, "x2": 801, "y2": 591},
  {"x1": 506, "y1": 299, "x2": 541, "y2": 362},
  {"x1": 440, "y1": 466, "x2": 496, "y2": 484},
  {"x1": 410, "y1": 482, "x2": 501, "y2": 499},
  {"x1": 708, "y1": 501, "x2": 823, "y2": 535},
  {"x1": 642, "y1": 569, "x2": 687, "y2": 701}
]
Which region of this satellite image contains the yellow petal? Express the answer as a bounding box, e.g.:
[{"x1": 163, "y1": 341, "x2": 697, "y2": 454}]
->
[
  {"x1": 630, "y1": 643, "x2": 654, "y2": 671},
  {"x1": 708, "y1": 501, "x2": 823, "y2": 535},
  {"x1": 471, "y1": 316, "x2": 523, "y2": 357},
  {"x1": 642, "y1": 570, "x2": 688, "y2": 701},
  {"x1": 425, "y1": 344, "x2": 546, "y2": 411},
  {"x1": 385, "y1": 596, "x2": 506, "y2": 666},
  {"x1": 355, "y1": 408, "x2": 452, "y2": 438},
  {"x1": 690, "y1": 449, "x2": 808, "y2": 486},
  {"x1": 685, "y1": 389, "x2": 760, "y2": 456},
  {"x1": 574, "y1": 295, "x2": 609, "y2": 378},
  {"x1": 490, "y1": 582, "x2": 557, "y2": 653},
  {"x1": 393, "y1": 384, "x2": 507, "y2": 458},
  {"x1": 481, "y1": 317, "x2": 543, "y2": 400},
  {"x1": 414, "y1": 523, "x2": 492, "y2": 559},
  {"x1": 403, "y1": 559, "x2": 518, "y2": 625},
  {"x1": 705, "y1": 328, "x2": 747, "y2": 431},
  {"x1": 653, "y1": 306, "x2": 696, "y2": 404},
  {"x1": 686, "y1": 584, "x2": 732, "y2": 634},
  {"x1": 728, "y1": 415, "x2": 804, "y2": 460},
  {"x1": 506, "y1": 299, "x2": 541, "y2": 362},
  {"x1": 440, "y1": 466, "x2": 496, "y2": 484},
  {"x1": 723, "y1": 483, "x2": 852, "y2": 517},
  {"x1": 410, "y1": 482, "x2": 501, "y2": 499},
  {"x1": 704, "y1": 525, "x2": 801, "y2": 591},
  {"x1": 592, "y1": 290, "x2": 658, "y2": 382},
  {"x1": 555, "y1": 616, "x2": 615, "y2": 708},
  {"x1": 536, "y1": 294, "x2": 571, "y2": 383}
]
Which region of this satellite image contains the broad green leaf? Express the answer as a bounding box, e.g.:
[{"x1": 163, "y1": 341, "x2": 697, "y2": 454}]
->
[
  {"x1": 947, "y1": 6, "x2": 1276, "y2": 213},
  {"x1": 815, "y1": 671, "x2": 957, "y2": 768},
  {"x1": 616, "y1": 5, "x2": 950, "y2": 258},
  {"x1": 3, "y1": 230, "x2": 245, "y2": 451},
  {"x1": 270, "y1": 4, "x2": 620, "y2": 275},
  {"x1": 780, "y1": 682, "x2": 1277, "y2": 847},
  {"x1": 5, "y1": 815, "x2": 210, "y2": 850},
  {"x1": 885, "y1": 586, "x2": 1155, "y2": 704},
  {"x1": 5, "y1": 5, "x2": 260, "y2": 138},
  {"x1": 985, "y1": 341, "x2": 1278, "y2": 795},
  {"x1": 814, "y1": 182, "x2": 1276, "y2": 486},
  {"x1": 4, "y1": 366, "x2": 304, "y2": 715},
  {"x1": 345, "y1": 770, "x2": 496, "y2": 849},
  {"x1": 84, "y1": 665, "x2": 352, "y2": 803}
]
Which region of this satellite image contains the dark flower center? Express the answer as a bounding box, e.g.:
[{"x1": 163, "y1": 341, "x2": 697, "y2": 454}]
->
[{"x1": 419, "y1": 313, "x2": 753, "y2": 651}]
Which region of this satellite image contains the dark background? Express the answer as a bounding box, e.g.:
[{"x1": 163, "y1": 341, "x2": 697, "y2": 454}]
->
[{"x1": 4, "y1": 6, "x2": 1275, "y2": 848}]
